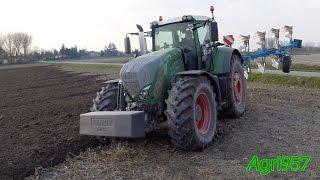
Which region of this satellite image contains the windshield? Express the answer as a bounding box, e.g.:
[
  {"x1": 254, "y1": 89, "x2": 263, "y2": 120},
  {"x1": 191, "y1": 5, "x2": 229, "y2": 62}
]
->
[{"x1": 154, "y1": 22, "x2": 195, "y2": 51}]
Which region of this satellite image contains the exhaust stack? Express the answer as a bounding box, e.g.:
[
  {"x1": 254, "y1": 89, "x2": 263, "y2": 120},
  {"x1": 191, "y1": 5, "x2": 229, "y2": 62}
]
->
[{"x1": 136, "y1": 24, "x2": 148, "y2": 55}]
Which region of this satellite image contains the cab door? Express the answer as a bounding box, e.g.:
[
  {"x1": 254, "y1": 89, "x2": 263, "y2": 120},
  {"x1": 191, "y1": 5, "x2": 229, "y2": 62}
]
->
[{"x1": 195, "y1": 25, "x2": 213, "y2": 71}]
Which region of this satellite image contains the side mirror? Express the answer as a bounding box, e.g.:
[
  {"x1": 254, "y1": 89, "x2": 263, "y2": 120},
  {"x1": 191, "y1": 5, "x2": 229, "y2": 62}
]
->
[
  {"x1": 208, "y1": 21, "x2": 219, "y2": 42},
  {"x1": 124, "y1": 37, "x2": 131, "y2": 54}
]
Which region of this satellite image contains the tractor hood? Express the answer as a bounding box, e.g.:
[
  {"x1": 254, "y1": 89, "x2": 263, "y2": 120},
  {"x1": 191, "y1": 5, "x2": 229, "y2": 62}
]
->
[{"x1": 120, "y1": 48, "x2": 178, "y2": 98}]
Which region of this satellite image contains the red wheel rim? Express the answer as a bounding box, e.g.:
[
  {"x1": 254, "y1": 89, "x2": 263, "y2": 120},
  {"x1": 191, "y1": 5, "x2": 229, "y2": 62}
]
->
[
  {"x1": 196, "y1": 93, "x2": 211, "y2": 134},
  {"x1": 233, "y1": 72, "x2": 243, "y2": 105}
]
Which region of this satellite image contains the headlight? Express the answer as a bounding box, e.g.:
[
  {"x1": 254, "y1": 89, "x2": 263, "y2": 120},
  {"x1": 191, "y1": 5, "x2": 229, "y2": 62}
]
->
[
  {"x1": 182, "y1": 15, "x2": 194, "y2": 21},
  {"x1": 182, "y1": 15, "x2": 187, "y2": 21},
  {"x1": 187, "y1": 15, "x2": 194, "y2": 21},
  {"x1": 139, "y1": 85, "x2": 151, "y2": 100}
]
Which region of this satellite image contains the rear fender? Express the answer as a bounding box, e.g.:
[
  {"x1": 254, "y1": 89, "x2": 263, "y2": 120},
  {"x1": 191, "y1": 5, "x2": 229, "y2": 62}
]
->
[
  {"x1": 212, "y1": 47, "x2": 243, "y2": 74},
  {"x1": 175, "y1": 70, "x2": 222, "y2": 106}
]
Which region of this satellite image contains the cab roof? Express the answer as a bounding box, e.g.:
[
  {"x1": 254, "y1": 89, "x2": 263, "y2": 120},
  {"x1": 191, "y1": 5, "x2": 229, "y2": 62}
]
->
[{"x1": 153, "y1": 15, "x2": 209, "y2": 27}]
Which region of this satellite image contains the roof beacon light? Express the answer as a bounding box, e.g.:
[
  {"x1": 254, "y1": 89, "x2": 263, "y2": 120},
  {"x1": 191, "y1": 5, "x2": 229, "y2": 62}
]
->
[
  {"x1": 210, "y1": 6, "x2": 214, "y2": 12},
  {"x1": 210, "y1": 5, "x2": 214, "y2": 19},
  {"x1": 159, "y1": 16, "x2": 163, "y2": 21}
]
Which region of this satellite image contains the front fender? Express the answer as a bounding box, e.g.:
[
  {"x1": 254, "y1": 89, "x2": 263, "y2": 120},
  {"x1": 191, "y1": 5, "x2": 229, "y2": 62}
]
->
[
  {"x1": 175, "y1": 70, "x2": 222, "y2": 106},
  {"x1": 212, "y1": 47, "x2": 243, "y2": 74},
  {"x1": 103, "y1": 79, "x2": 120, "y2": 84}
]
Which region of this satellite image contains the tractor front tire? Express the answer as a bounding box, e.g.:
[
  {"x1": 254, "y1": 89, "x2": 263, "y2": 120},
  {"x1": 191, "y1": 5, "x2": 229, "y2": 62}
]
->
[
  {"x1": 90, "y1": 83, "x2": 126, "y2": 145},
  {"x1": 282, "y1": 55, "x2": 292, "y2": 73},
  {"x1": 165, "y1": 76, "x2": 217, "y2": 150},
  {"x1": 225, "y1": 54, "x2": 247, "y2": 118},
  {"x1": 91, "y1": 83, "x2": 126, "y2": 112}
]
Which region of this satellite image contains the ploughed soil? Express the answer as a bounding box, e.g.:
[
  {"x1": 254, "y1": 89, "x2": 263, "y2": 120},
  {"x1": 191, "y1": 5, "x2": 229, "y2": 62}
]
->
[
  {"x1": 1, "y1": 65, "x2": 320, "y2": 179},
  {"x1": 0, "y1": 66, "x2": 106, "y2": 179},
  {"x1": 30, "y1": 83, "x2": 320, "y2": 179}
]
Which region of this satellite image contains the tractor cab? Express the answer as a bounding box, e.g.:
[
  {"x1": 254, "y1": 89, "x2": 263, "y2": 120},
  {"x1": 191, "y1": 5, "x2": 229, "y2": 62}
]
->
[
  {"x1": 152, "y1": 16, "x2": 209, "y2": 70},
  {"x1": 124, "y1": 15, "x2": 219, "y2": 71},
  {"x1": 153, "y1": 21, "x2": 197, "y2": 66}
]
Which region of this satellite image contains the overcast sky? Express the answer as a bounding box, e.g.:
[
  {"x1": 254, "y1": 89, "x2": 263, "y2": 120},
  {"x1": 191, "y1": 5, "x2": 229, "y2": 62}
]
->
[{"x1": 0, "y1": 0, "x2": 319, "y2": 51}]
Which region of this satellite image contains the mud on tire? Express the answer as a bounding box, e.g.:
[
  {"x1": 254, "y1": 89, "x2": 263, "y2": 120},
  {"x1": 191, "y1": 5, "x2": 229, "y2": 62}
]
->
[
  {"x1": 165, "y1": 76, "x2": 217, "y2": 150},
  {"x1": 91, "y1": 83, "x2": 126, "y2": 112},
  {"x1": 225, "y1": 54, "x2": 247, "y2": 118}
]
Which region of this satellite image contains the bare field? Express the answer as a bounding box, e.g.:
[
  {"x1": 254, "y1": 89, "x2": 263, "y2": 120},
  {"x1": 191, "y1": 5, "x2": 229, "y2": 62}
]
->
[
  {"x1": 0, "y1": 66, "x2": 106, "y2": 179},
  {"x1": 29, "y1": 83, "x2": 320, "y2": 179},
  {"x1": 0, "y1": 65, "x2": 320, "y2": 179},
  {"x1": 55, "y1": 63, "x2": 122, "y2": 75},
  {"x1": 50, "y1": 57, "x2": 131, "y2": 64}
]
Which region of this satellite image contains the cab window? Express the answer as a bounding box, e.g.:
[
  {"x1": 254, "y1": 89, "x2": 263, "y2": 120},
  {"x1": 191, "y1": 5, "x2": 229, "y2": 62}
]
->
[
  {"x1": 154, "y1": 31, "x2": 173, "y2": 50},
  {"x1": 154, "y1": 22, "x2": 195, "y2": 51},
  {"x1": 197, "y1": 26, "x2": 210, "y2": 45}
]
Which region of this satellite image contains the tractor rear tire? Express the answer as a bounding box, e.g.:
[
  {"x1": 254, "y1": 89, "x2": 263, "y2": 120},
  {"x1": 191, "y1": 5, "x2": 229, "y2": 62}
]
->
[
  {"x1": 91, "y1": 83, "x2": 126, "y2": 112},
  {"x1": 282, "y1": 55, "x2": 292, "y2": 73},
  {"x1": 225, "y1": 54, "x2": 247, "y2": 118},
  {"x1": 165, "y1": 76, "x2": 217, "y2": 150}
]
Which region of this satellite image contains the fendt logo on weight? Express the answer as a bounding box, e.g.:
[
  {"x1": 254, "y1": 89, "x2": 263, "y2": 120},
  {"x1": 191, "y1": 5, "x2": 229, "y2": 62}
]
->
[{"x1": 91, "y1": 118, "x2": 113, "y2": 127}]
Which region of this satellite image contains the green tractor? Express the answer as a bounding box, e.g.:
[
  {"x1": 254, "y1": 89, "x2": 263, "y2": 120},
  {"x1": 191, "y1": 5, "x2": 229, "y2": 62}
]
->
[{"x1": 80, "y1": 11, "x2": 246, "y2": 150}]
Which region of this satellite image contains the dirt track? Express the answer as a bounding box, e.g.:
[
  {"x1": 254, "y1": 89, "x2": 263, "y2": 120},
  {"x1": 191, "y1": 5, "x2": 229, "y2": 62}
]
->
[
  {"x1": 293, "y1": 54, "x2": 320, "y2": 65},
  {"x1": 31, "y1": 76, "x2": 320, "y2": 178},
  {"x1": 0, "y1": 66, "x2": 320, "y2": 179},
  {"x1": 0, "y1": 66, "x2": 105, "y2": 179}
]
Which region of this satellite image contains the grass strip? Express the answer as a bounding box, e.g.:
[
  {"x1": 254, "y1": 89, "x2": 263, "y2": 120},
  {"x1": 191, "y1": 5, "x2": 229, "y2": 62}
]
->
[{"x1": 248, "y1": 73, "x2": 320, "y2": 90}]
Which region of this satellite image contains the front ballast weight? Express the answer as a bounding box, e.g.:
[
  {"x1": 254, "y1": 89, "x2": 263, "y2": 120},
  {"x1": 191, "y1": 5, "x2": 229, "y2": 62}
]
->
[
  {"x1": 83, "y1": 80, "x2": 147, "y2": 138},
  {"x1": 80, "y1": 111, "x2": 146, "y2": 138},
  {"x1": 82, "y1": 79, "x2": 166, "y2": 138},
  {"x1": 237, "y1": 26, "x2": 302, "y2": 77}
]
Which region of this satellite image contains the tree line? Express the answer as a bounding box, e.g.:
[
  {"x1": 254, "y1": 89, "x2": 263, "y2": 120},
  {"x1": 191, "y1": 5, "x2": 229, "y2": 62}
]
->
[
  {"x1": 37, "y1": 42, "x2": 127, "y2": 61},
  {"x1": 0, "y1": 32, "x2": 127, "y2": 64},
  {"x1": 53, "y1": 42, "x2": 124, "y2": 60},
  {"x1": 0, "y1": 32, "x2": 32, "y2": 63}
]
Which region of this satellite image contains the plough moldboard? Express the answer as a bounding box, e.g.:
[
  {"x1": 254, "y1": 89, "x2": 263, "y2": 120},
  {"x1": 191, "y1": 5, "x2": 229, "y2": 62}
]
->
[{"x1": 223, "y1": 26, "x2": 302, "y2": 75}]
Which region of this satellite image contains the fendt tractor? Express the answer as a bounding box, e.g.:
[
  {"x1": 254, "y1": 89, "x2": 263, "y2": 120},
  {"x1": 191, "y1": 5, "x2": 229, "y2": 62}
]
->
[{"x1": 80, "y1": 7, "x2": 248, "y2": 150}]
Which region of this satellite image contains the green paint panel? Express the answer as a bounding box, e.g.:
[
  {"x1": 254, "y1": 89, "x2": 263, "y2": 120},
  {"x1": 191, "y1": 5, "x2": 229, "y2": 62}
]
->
[
  {"x1": 134, "y1": 48, "x2": 185, "y2": 105},
  {"x1": 212, "y1": 47, "x2": 231, "y2": 74}
]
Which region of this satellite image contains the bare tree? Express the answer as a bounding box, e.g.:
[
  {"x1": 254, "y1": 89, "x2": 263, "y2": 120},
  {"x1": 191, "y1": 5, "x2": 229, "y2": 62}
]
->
[
  {"x1": 0, "y1": 35, "x2": 4, "y2": 60},
  {"x1": 13, "y1": 32, "x2": 24, "y2": 57},
  {"x1": 21, "y1": 33, "x2": 32, "y2": 58},
  {"x1": 2, "y1": 34, "x2": 15, "y2": 63},
  {"x1": 0, "y1": 33, "x2": 32, "y2": 63},
  {"x1": 0, "y1": 35, "x2": 3, "y2": 51},
  {"x1": 0, "y1": 34, "x2": 3, "y2": 47}
]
